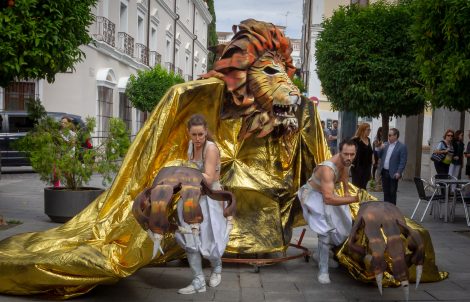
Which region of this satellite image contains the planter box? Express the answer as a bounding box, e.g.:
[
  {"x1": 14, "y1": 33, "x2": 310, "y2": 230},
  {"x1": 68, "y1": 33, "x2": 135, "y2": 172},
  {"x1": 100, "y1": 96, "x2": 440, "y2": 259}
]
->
[{"x1": 44, "y1": 187, "x2": 104, "y2": 223}]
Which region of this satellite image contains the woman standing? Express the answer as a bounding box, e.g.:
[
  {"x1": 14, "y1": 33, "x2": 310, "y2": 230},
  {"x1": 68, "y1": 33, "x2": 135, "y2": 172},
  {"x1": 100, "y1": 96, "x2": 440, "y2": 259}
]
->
[
  {"x1": 432, "y1": 129, "x2": 454, "y2": 175},
  {"x1": 465, "y1": 130, "x2": 470, "y2": 179},
  {"x1": 176, "y1": 114, "x2": 231, "y2": 295},
  {"x1": 351, "y1": 123, "x2": 373, "y2": 189},
  {"x1": 449, "y1": 130, "x2": 465, "y2": 179},
  {"x1": 372, "y1": 127, "x2": 383, "y2": 191}
]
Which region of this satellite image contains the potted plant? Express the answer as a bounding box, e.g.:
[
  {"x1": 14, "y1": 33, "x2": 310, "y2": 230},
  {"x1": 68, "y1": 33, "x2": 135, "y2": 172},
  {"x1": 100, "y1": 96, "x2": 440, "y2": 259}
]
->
[{"x1": 16, "y1": 102, "x2": 130, "y2": 222}]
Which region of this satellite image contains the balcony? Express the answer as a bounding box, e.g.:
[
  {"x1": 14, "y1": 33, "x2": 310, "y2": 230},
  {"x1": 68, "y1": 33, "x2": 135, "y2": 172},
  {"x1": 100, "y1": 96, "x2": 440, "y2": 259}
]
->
[
  {"x1": 149, "y1": 51, "x2": 162, "y2": 67},
  {"x1": 135, "y1": 43, "x2": 149, "y2": 65},
  {"x1": 93, "y1": 16, "x2": 115, "y2": 47},
  {"x1": 176, "y1": 67, "x2": 183, "y2": 77},
  {"x1": 117, "y1": 32, "x2": 135, "y2": 57},
  {"x1": 165, "y1": 62, "x2": 175, "y2": 73},
  {"x1": 185, "y1": 74, "x2": 193, "y2": 81}
]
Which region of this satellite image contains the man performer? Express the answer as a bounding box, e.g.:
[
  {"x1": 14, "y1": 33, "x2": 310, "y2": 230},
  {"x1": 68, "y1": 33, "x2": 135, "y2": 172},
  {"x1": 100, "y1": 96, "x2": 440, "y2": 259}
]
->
[
  {"x1": 298, "y1": 139, "x2": 362, "y2": 284},
  {"x1": 377, "y1": 128, "x2": 407, "y2": 205}
]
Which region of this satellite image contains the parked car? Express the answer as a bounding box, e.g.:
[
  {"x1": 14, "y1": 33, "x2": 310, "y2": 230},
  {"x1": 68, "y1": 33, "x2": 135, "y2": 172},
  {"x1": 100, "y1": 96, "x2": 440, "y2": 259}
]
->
[{"x1": 0, "y1": 111, "x2": 89, "y2": 167}]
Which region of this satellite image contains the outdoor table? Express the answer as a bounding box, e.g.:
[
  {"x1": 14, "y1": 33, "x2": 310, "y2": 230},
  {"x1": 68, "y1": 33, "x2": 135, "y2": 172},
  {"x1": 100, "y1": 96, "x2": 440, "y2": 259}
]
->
[{"x1": 435, "y1": 179, "x2": 470, "y2": 222}]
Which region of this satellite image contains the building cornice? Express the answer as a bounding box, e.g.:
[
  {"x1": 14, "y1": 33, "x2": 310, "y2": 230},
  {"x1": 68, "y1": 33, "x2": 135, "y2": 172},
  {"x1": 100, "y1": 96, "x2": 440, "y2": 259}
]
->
[{"x1": 192, "y1": 0, "x2": 212, "y2": 23}]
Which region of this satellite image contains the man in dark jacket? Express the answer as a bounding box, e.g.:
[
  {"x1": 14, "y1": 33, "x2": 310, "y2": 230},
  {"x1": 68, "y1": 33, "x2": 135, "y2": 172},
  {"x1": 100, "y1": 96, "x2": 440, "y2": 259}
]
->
[{"x1": 377, "y1": 128, "x2": 407, "y2": 204}]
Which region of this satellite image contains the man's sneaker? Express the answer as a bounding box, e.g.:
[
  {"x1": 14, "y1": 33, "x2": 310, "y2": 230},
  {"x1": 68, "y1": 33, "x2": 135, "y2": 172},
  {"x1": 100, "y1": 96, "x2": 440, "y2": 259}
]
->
[
  {"x1": 177, "y1": 279, "x2": 206, "y2": 294},
  {"x1": 209, "y1": 272, "x2": 221, "y2": 287},
  {"x1": 318, "y1": 273, "x2": 331, "y2": 284}
]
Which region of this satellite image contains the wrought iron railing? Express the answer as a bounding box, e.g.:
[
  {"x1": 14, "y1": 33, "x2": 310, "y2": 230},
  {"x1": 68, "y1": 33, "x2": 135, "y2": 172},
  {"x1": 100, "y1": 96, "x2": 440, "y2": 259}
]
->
[
  {"x1": 93, "y1": 16, "x2": 115, "y2": 47},
  {"x1": 165, "y1": 62, "x2": 175, "y2": 73},
  {"x1": 149, "y1": 51, "x2": 162, "y2": 67},
  {"x1": 117, "y1": 32, "x2": 135, "y2": 57},
  {"x1": 135, "y1": 43, "x2": 149, "y2": 65},
  {"x1": 176, "y1": 67, "x2": 183, "y2": 77}
]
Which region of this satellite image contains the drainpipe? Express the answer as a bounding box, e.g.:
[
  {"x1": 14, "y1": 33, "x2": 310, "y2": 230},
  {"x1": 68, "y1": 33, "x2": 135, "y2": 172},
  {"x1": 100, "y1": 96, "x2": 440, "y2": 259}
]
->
[
  {"x1": 303, "y1": 0, "x2": 312, "y2": 89},
  {"x1": 173, "y1": 0, "x2": 179, "y2": 71},
  {"x1": 192, "y1": 2, "x2": 196, "y2": 78},
  {"x1": 146, "y1": 0, "x2": 150, "y2": 64}
]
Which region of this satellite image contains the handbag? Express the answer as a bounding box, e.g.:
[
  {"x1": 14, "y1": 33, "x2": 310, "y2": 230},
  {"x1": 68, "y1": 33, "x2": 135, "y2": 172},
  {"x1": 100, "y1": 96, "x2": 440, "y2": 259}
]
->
[
  {"x1": 431, "y1": 140, "x2": 448, "y2": 163},
  {"x1": 431, "y1": 152, "x2": 445, "y2": 162},
  {"x1": 442, "y1": 153, "x2": 453, "y2": 165}
]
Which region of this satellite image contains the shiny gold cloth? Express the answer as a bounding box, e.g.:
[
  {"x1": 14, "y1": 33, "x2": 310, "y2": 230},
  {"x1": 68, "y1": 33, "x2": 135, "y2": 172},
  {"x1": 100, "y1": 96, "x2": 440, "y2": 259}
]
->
[{"x1": 0, "y1": 78, "x2": 446, "y2": 298}]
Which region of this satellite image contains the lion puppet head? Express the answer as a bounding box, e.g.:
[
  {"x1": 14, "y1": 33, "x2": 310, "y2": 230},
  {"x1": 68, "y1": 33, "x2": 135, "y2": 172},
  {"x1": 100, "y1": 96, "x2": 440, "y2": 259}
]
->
[{"x1": 202, "y1": 19, "x2": 301, "y2": 140}]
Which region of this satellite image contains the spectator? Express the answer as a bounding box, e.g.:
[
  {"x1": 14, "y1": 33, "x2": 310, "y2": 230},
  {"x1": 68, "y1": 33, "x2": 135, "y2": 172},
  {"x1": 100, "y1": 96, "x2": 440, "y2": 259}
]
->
[
  {"x1": 449, "y1": 130, "x2": 465, "y2": 179},
  {"x1": 328, "y1": 120, "x2": 339, "y2": 155},
  {"x1": 321, "y1": 120, "x2": 328, "y2": 140},
  {"x1": 377, "y1": 128, "x2": 407, "y2": 205},
  {"x1": 351, "y1": 123, "x2": 373, "y2": 190},
  {"x1": 432, "y1": 129, "x2": 454, "y2": 175},
  {"x1": 372, "y1": 127, "x2": 383, "y2": 191},
  {"x1": 465, "y1": 130, "x2": 470, "y2": 179}
]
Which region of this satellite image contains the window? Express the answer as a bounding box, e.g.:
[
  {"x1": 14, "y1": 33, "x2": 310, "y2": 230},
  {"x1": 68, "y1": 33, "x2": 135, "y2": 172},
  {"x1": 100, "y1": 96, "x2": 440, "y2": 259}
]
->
[
  {"x1": 137, "y1": 110, "x2": 147, "y2": 130},
  {"x1": 3, "y1": 82, "x2": 37, "y2": 111},
  {"x1": 8, "y1": 116, "x2": 34, "y2": 132},
  {"x1": 119, "y1": 1, "x2": 128, "y2": 32},
  {"x1": 97, "y1": 86, "x2": 113, "y2": 139},
  {"x1": 137, "y1": 15, "x2": 144, "y2": 44},
  {"x1": 166, "y1": 39, "x2": 171, "y2": 62},
  {"x1": 151, "y1": 27, "x2": 157, "y2": 50},
  {"x1": 119, "y1": 92, "x2": 132, "y2": 131}
]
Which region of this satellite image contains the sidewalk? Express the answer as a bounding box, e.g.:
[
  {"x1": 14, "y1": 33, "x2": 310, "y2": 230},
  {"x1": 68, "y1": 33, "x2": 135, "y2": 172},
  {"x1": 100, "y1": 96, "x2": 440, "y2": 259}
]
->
[{"x1": 1, "y1": 171, "x2": 470, "y2": 301}]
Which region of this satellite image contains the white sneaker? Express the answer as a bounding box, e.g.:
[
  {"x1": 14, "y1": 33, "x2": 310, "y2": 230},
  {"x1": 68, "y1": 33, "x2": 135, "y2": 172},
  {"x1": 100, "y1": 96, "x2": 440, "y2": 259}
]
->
[
  {"x1": 318, "y1": 273, "x2": 331, "y2": 284},
  {"x1": 209, "y1": 272, "x2": 221, "y2": 287},
  {"x1": 177, "y1": 279, "x2": 206, "y2": 294}
]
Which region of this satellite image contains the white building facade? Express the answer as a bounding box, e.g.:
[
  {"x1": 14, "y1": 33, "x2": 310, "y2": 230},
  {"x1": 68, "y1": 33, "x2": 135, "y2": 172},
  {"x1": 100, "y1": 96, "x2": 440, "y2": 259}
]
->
[{"x1": 0, "y1": 0, "x2": 212, "y2": 138}]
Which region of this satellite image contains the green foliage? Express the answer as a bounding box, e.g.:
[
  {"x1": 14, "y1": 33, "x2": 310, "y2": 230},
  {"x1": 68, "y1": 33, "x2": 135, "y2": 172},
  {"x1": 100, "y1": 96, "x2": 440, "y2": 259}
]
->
[
  {"x1": 16, "y1": 106, "x2": 130, "y2": 190},
  {"x1": 0, "y1": 0, "x2": 97, "y2": 87},
  {"x1": 292, "y1": 76, "x2": 306, "y2": 93},
  {"x1": 126, "y1": 64, "x2": 184, "y2": 112},
  {"x1": 410, "y1": 0, "x2": 470, "y2": 111},
  {"x1": 206, "y1": 0, "x2": 218, "y2": 70},
  {"x1": 25, "y1": 98, "x2": 47, "y2": 123},
  {"x1": 316, "y1": 1, "x2": 425, "y2": 118}
]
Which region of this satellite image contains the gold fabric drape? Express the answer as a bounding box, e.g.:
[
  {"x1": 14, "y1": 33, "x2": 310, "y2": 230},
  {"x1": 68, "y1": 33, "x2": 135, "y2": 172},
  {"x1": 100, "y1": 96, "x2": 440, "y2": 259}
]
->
[{"x1": 0, "y1": 78, "x2": 446, "y2": 298}]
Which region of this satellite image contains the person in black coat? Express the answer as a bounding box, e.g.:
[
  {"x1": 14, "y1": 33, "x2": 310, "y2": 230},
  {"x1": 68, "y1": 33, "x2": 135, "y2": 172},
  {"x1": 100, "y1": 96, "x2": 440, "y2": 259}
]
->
[{"x1": 351, "y1": 123, "x2": 373, "y2": 190}]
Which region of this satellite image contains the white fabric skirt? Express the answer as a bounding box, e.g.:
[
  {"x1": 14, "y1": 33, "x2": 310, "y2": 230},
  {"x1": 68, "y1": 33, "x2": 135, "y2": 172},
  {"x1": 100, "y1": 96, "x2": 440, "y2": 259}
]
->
[
  {"x1": 298, "y1": 183, "x2": 352, "y2": 246},
  {"x1": 175, "y1": 182, "x2": 229, "y2": 260}
]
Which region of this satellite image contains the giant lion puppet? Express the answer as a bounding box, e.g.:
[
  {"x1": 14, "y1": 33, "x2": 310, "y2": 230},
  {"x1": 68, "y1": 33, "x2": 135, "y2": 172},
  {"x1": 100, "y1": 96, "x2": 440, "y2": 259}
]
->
[{"x1": 0, "y1": 19, "x2": 446, "y2": 298}]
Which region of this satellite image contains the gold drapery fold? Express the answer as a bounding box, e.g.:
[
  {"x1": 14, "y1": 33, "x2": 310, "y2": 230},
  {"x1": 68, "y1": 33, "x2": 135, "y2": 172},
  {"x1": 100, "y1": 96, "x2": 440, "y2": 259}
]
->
[{"x1": 0, "y1": 78, "x2": 446, "y2": 298}]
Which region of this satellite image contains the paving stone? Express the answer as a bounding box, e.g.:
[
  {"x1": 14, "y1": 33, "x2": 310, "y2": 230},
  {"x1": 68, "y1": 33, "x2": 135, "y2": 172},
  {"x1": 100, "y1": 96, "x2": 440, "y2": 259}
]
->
[
  {"x1": 264, "y1": 291, "x2": 306, "y2": 302},
  {"x1": 241, "y1": 288, "x2": 265, "y2": 302},
  {"x1": 214, "y1": 289, "x2": 240, "y2": 301},
  {"x1": 240, "y1": 272, "x2": 261, "y2": 287}
]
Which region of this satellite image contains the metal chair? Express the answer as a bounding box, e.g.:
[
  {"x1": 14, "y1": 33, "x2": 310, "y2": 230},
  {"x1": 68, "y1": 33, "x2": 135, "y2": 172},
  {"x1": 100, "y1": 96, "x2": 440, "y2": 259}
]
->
[
  {"x1": 455, "y1": 183, "x2": 470, "y2": 227},
  {"x1": 411, "y1": 177, "x2": 445, "y2": 222}
]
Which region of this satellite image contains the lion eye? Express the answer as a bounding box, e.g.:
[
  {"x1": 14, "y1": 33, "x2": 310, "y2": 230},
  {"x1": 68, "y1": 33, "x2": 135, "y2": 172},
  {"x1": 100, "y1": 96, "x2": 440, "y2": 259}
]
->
[{"x1": 263, "y1": 66, "x2": 280, "y2": 75}]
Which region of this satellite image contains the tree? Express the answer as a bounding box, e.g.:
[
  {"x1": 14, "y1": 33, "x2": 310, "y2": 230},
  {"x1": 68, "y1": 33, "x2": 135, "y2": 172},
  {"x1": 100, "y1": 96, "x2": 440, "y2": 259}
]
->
[
  {"x1": 315, "y1": 1, "x2": 425, "y2": 136},
  {"x1": 206, "y1": 0, "x2": 218, "y2": 71},
  {"x1": 411, "y1": 0, "x2": 470, "y2": 112},
  {"x1": 0, "y1": 0, "x2": 97, "y2": 87},
  {"x1": 126, "y1": 64, "x2": 184, "y2": 113}
]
